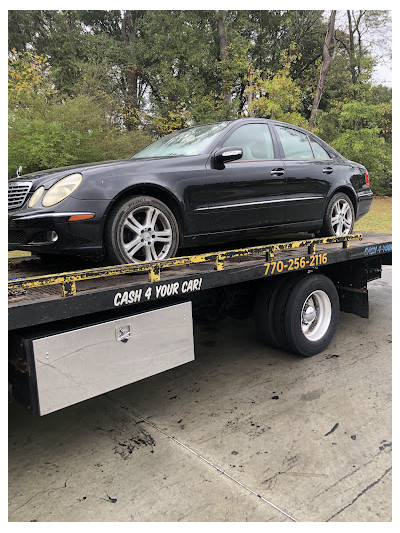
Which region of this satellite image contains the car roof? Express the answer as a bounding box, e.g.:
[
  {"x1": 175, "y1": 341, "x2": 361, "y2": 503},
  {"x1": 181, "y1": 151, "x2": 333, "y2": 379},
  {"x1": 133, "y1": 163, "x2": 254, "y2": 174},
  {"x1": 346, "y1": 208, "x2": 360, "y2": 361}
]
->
[
  {"x1": 230, "y1": 117, "x2": 308, "y2": 131},
  {"x1": 184, "y1": 117, "x2": 326, "y2": 145},
  {"x1": 187, "y1": 117, "x2": 307, "y2": 131},
  {"x1": 225, "y1": 118, "x2": 343, "y2": 158}
]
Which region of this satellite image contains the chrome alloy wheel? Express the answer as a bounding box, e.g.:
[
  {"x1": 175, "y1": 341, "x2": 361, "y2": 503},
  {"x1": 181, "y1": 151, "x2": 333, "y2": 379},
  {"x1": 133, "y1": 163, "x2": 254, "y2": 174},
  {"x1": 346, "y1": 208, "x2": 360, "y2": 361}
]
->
[
  {"x1": 331, "y1": 198, "x2": 353, "y2": 235},
  {"x1": 301, "y1": 290, "x2": 332, "y2": 342},
  {"x1": 120, "y1": 205, "x2": 173, "y2": 262}
]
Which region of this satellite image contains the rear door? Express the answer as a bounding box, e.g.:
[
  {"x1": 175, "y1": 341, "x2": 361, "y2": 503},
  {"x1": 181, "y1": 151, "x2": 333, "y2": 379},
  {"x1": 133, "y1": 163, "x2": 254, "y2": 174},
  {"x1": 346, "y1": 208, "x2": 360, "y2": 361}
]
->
[
  {"x1": 273, "y1": 124, "x2": 335, "y2": 223},
  {"x1": 204, "y1": 122, "x2": 286, "y2": 232}
]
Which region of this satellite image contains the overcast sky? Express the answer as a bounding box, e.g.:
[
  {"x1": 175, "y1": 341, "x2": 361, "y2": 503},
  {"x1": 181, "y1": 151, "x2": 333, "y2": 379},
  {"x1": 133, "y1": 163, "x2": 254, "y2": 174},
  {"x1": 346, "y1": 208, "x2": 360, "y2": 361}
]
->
[{"x1": 333, "y1": 10, "x2": 392, "y2": 87}]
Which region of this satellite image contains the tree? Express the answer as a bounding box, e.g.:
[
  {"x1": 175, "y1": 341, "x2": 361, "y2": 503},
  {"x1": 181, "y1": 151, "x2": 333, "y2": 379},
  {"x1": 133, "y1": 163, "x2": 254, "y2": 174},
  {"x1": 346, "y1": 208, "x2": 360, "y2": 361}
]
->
[
  {"x1": 8, "y1": 48, "x2": 151, "y2": 177},
  {"x1": 8, "y1": 9, "x2": 391, "y2": 193},
  {"x1": 8, "y1": 94, "x2": 152, "y2": 176},
  {"x1": 215, "y1": 11, "x2": 229, "y2": 106},
  {"x1": 245, "y1": 48, "x2": 308, "y2": 128},
  {"x1": 309, "y1": 11, "x2": 336, "y2": 127}
]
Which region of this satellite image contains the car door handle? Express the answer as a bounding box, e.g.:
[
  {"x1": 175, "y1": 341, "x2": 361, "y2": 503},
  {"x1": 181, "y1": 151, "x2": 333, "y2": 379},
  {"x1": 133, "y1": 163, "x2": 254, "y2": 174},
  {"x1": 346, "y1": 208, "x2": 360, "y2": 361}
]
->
[
  {"x1": 270, "y1": 168, "x2": 285, "y2": 176},
  {"x1": 322, "y1": 167, "x2": 333, "y2": 174}
]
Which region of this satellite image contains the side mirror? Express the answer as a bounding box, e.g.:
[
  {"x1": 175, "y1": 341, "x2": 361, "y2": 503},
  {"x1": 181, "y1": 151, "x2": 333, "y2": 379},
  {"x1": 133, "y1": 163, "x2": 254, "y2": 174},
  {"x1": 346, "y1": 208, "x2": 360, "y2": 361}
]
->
[{"x1": 214, "y1": 146, "x2": 243, "y2": 164}]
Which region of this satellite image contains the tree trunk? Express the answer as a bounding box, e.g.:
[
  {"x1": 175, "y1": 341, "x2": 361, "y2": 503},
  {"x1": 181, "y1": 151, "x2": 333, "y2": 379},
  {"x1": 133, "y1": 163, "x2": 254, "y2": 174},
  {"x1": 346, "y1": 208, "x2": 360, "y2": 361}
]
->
[
  {"x1": 121, "y1": 10, "x2": 138, "y2": 129},
  {"x1": 347, "y1": 11, "x2": 358, "y2": 89},
  {"x1": 346, "y1": 10, "x2": 360, "y2": 129},
  {"x1": 309, "y1": 10, "x2": 336, "y2": 128},
  {"x1": 215, "y1": 11, "x2": 230, "y2": 105},
  {"x1": 246, "y1": 72, "x2": 254, "y2": 116}
]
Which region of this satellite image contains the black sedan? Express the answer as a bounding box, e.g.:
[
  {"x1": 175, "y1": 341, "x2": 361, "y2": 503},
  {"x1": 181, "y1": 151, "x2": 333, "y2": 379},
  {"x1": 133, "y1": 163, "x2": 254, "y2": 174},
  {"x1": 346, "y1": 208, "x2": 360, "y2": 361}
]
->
[{"x1": 8, "y1": 118, "x2": 372, "y2": 264}]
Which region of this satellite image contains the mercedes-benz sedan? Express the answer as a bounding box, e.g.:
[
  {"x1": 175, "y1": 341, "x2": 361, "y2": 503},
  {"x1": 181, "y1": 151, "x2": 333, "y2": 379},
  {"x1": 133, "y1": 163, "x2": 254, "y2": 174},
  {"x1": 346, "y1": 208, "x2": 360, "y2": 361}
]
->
[{"x1": 8, "y1": 118, "x2": 372, "y2": 264}]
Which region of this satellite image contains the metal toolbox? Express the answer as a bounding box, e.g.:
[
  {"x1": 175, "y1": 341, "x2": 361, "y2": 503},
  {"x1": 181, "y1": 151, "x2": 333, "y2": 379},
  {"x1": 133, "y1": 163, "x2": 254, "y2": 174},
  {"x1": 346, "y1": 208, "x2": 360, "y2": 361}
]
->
[{"x1": 26, "y1": 301, "x2": 194, "y2": 415}]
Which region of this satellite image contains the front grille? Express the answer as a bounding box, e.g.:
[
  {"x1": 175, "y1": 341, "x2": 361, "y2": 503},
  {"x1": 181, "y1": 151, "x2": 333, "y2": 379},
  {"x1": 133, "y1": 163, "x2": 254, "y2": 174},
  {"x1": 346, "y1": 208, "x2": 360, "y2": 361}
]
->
[{"x1": 8, "y1": 181, "x2": 32, "y2": 210}]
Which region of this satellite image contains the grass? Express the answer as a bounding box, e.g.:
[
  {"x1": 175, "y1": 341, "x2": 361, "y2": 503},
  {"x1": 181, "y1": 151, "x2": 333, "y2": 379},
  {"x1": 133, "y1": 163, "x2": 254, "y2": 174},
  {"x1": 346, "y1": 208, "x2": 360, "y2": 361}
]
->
[
  {"x1": 354, "y1": 196, "x2": 392, "y2": 234},
  {"x1": 8, "y1": 250, "x2": 31, "y2": 258},
  {"x1": 7, "y1": 196, "x2": 392, "y2": 260}
]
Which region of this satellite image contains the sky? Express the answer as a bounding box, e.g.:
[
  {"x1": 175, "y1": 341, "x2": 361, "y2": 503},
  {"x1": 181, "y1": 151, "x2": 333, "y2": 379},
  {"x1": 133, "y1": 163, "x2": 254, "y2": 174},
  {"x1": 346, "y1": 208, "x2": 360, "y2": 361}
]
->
[
  {"x1": 330, "y1": 9, "x2": 392, "y2": 88},
  {"x1": 373, "y1": 63, "x2": 392, "y2": 87}
]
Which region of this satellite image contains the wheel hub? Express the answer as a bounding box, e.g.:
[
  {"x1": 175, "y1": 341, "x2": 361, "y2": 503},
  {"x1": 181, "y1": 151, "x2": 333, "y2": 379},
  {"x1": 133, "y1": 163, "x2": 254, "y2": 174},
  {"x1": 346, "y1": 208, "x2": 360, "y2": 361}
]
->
[
  {"x1": 120, "y1": 205, "x2": 173, "y2": 263},
  {"x1": 331, "y1": 198, "x2": 352, "y2": 236},
  {"x1": 303, "y1": 305, "x2": 316, "y2": 324},
  {"x1": 301, "y1": 290, "x2": 332, "y2": 341}
]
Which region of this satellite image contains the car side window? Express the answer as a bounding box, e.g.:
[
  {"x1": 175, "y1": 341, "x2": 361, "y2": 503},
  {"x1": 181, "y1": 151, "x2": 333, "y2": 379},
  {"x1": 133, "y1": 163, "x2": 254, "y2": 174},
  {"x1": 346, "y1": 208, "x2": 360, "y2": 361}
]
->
[
  {"x1": 310, "y1": 138, "x2": 331, "y2": 159},
  {"x1": 222, "y1": 124, "x2": 275, "y2": 160},
  {"x1": 275, "y1": 125, "x2": 313, "y2": 159}
]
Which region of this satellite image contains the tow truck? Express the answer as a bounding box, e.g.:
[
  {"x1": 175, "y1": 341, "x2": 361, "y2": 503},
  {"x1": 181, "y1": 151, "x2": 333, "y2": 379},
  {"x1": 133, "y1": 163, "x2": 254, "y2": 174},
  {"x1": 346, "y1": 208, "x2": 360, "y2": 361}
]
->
[{"x1": 8, "y1": 232, "x2": 392, "y2": 416}]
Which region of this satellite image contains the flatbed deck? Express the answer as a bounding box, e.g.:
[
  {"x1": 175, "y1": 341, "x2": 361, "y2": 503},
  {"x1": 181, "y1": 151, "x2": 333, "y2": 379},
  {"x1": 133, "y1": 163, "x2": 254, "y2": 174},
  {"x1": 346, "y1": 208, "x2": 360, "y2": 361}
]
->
[{"x1": 8, "y1": 232, "x2": 392, "y2": 331}]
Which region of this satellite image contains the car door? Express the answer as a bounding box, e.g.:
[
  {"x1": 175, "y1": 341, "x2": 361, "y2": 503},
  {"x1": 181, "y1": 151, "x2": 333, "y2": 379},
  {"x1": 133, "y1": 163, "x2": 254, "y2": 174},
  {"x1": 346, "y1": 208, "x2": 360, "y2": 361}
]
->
[
  {"x1": 273, "y1": 124, "x2": 336, "y2": 223},
  {"x1": 204, "y1": 122, "x2": 286, "y2": 232}
]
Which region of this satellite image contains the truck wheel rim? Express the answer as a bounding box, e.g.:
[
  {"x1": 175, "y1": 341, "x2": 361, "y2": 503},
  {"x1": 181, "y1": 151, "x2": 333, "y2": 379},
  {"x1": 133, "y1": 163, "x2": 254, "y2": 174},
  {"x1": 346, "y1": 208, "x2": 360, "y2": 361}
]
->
[
  {"x1": 331, "y1": 199, "x2": 352, "y2": 235},
  {"x1": 301, "y1": 290, "x2": 332, "y2": 342},
  {"x1": 120, "y1": 206, "x2": 173, "y2": 262}
]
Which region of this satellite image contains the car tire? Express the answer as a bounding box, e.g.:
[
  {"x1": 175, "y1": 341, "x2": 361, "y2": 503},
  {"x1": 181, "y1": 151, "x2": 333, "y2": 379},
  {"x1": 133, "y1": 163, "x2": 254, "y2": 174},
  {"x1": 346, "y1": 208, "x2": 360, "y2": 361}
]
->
[
  {"x1": 104, "y1": 195, "x2": 179, "y2": 264},
  {"x1": 284, "y1": 274, "x2": 339, "y2": 356},
  {"x1": 321, "y1": 192, "x2": 355, "y2": 236}
]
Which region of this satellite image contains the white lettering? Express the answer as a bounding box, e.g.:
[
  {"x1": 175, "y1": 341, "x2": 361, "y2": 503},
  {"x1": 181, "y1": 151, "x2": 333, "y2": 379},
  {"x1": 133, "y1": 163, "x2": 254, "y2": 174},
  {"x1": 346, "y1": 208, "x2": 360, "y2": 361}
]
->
[
  {"x1": 114, "y1": 278, "x2": 203, "y2": 306},
  {"x1": 155, "y1": 282, "x2": 182, "y2": 298},
  {"x1": 114, "y1": 289, "x2": 143, "y2": 307},
  {"x1": 181, "y1": 278, "x2": 202, "y2": 293}
]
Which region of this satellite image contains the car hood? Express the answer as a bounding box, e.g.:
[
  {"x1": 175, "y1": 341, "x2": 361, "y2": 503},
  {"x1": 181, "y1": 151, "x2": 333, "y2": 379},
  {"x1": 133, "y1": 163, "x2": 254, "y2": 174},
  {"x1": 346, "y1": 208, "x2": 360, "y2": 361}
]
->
[
  {"x1": 8, "y1": 160, "x2": 129, "y2": 187},
  {"x1": 8, "y1": 155, "x2": 199, "y2": 189}
]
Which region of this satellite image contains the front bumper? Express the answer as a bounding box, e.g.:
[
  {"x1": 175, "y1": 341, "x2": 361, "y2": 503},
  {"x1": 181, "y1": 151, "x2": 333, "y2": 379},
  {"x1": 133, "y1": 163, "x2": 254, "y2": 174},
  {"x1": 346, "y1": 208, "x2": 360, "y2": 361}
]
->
[{"x1": 8, "y1": 204, "x2": 107, "y2": 257}]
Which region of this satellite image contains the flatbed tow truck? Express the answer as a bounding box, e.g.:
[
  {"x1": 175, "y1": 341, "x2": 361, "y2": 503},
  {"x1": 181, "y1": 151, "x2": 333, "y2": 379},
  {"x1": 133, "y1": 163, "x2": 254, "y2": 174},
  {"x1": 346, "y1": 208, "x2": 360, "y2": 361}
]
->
[{"x1": 8, "y1": 232, "x2": 392, "y2": 416}]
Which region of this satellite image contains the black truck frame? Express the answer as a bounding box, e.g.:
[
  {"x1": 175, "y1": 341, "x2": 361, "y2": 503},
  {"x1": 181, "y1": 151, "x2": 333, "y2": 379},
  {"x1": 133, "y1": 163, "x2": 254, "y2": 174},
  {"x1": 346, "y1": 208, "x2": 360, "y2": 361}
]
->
[{"x1": 8, "y1": 232, "x2": 392, "y2": 416}]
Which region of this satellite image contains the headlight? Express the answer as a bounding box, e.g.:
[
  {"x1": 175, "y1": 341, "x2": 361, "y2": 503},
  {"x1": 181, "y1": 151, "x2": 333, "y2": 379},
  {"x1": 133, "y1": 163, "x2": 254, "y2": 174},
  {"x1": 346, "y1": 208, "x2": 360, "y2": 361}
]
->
[
  {"x1": 28, "y1": 186, "x2": 45, "y2": 208},
  {"x1": 42, "y1": 173, "x2": 82, "y2": 207}
]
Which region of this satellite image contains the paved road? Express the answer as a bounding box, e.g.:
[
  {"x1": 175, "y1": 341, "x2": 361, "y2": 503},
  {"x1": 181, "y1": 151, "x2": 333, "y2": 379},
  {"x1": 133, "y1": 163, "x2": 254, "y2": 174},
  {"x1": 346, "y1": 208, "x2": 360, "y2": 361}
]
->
[{"x1": 8, "y1": 266, "x2": 392, "y2": 522}]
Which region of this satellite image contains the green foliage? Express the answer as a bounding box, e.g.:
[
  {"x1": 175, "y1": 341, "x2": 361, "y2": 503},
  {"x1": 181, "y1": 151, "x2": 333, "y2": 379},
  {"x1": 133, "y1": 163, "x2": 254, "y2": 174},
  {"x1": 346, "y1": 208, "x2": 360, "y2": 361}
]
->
[
  {"x1": 246, "y1": 49, "x2": 309, "y2": 128},
  {"x1": 331, "y1": 129, "x2": 391, "y2": 195},
  {"x1": 8, "y1": 9, "x2": 391, "y2": 194},
  {"x1": 317, "y1": 84, "x2": 392, "y2": 195},
  {"x1": 8, "y1": 94, "x2": 151, "y2": 176},
  {"x1": 8, "y1": 49, "x2": 53, "y2": 106}
]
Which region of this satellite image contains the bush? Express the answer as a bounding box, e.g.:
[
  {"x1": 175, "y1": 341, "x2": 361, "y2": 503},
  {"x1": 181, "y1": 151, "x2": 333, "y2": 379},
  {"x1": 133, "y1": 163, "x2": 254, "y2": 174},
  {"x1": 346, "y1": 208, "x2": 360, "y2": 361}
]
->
[
  {"x1": 8, "y1": 94, "x2": 153, "y2": 177},
  {"x1": 331, "y1": 128, "x2": 392, "y2": 196}
]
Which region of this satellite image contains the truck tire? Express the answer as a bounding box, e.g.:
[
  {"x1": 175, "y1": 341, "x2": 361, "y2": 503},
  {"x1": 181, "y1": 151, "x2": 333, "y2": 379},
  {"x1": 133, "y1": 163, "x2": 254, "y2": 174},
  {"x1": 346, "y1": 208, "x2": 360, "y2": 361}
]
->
[
  {"x1": 253, "y1": 278, "x2": 282, "y2": 348},
  {"x1": 270, "y1": 273, "x2": 307, "y2": 350},
  {"x1": 284, "y1": 274, "x2": 339, "y2": 356},
  {"x1": 105, "y1": 195, "x2": 179, "y2": 264},
  {"x1": 254, "y1": 274, "x2": 303, "y2": 349}
]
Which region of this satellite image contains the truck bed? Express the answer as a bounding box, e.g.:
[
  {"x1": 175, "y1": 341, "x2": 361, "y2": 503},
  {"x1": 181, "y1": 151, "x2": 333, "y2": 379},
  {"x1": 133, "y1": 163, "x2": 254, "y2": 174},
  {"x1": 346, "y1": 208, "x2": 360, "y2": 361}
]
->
[{"x1": 8, "y1": 232, "x2": 392, "y2": 330}]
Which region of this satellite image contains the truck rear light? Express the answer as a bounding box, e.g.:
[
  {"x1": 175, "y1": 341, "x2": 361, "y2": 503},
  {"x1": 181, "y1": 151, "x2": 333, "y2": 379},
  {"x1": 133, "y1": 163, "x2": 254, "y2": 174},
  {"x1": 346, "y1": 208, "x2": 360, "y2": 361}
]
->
[{"x1": 365, "y1": 170, "x2": 370, "y2": 186}]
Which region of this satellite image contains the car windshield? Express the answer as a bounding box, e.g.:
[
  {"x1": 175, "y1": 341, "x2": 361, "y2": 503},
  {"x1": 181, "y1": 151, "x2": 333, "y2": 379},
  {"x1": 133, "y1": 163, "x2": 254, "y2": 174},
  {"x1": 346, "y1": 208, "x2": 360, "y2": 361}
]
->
[{"x1": 131, "y1": 122, "x2": 229, "y2": 159}]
